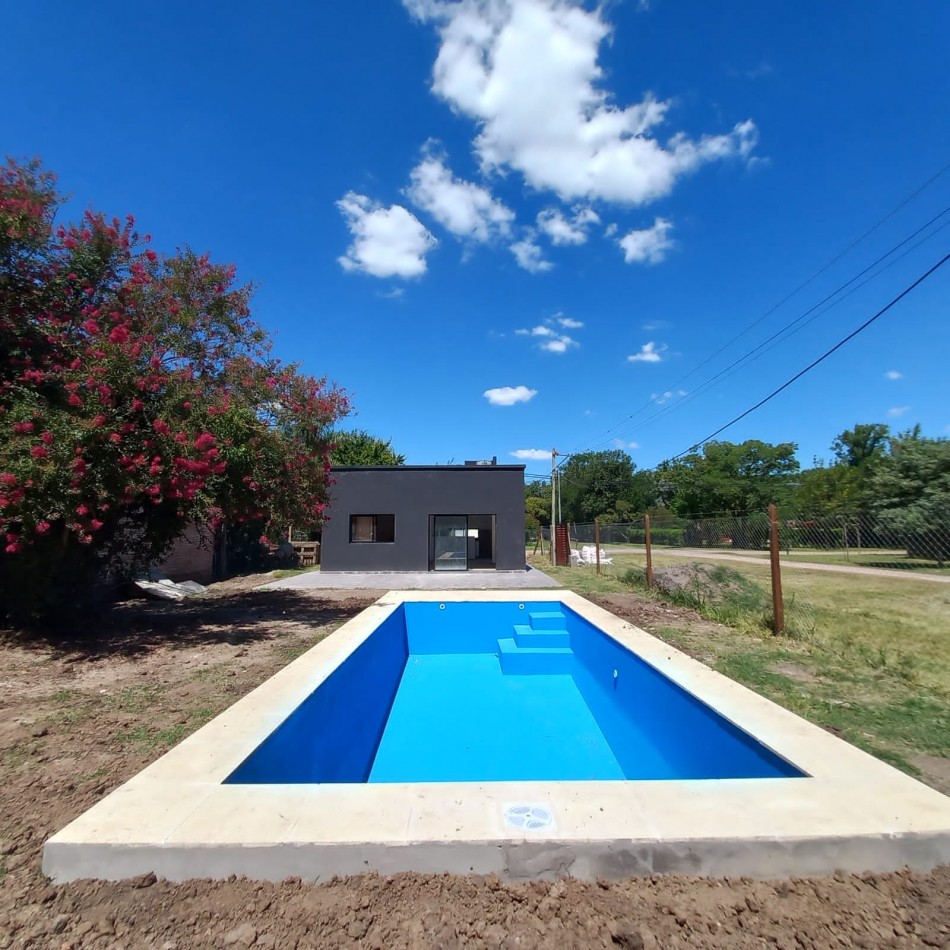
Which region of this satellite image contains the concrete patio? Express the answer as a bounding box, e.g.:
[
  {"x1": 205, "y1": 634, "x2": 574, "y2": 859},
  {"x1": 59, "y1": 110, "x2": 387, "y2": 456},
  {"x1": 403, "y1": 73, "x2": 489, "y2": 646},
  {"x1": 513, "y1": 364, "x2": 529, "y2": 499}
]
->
[{"x1": 261, "y1": 566, "x2": 559, "y2": 591}]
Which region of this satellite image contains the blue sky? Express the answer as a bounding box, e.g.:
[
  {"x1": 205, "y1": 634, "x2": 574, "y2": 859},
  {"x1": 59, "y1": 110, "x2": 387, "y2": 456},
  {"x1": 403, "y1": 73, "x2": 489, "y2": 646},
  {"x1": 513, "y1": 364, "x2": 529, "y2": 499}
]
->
[{"x1": 4, "y1": 0, "x2": 949, "y2": 475}]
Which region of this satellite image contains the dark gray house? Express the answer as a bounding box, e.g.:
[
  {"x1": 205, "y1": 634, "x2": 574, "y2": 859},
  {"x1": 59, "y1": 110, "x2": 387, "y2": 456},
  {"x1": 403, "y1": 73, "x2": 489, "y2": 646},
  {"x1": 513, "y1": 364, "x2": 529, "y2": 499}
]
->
[{"x1": 321, "y1": 463, "x2": 526, "y2": 572}]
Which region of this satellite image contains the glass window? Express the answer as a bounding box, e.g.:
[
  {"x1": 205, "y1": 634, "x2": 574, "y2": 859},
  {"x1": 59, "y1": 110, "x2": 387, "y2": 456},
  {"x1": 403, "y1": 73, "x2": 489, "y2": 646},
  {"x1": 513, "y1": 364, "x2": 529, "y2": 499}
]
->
[{"x1": 349, "y1": 514, "x2": 395, "y2": 543}]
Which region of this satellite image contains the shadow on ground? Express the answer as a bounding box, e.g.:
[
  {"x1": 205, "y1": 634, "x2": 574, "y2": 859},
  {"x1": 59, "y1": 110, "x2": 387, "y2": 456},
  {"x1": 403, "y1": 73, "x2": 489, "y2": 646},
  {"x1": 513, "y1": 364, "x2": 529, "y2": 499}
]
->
[{"x1": 1, "y1": 588, "x2": 375, "y2": 659}]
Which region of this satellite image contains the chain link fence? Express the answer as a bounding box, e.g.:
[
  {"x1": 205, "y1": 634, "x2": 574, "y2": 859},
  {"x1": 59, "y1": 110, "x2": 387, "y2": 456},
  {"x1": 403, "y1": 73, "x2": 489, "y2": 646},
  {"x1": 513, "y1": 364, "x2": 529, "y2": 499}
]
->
[{"x1": 567, "y1": 510, "x2": 949, "y2": 571}]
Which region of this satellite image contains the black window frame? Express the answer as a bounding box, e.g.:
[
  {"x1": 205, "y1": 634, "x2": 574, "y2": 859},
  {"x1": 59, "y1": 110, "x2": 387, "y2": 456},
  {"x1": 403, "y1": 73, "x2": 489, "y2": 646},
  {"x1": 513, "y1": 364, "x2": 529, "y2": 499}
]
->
[{"x1": 349, "y1": 513, "x2": 395, "y2": 543}]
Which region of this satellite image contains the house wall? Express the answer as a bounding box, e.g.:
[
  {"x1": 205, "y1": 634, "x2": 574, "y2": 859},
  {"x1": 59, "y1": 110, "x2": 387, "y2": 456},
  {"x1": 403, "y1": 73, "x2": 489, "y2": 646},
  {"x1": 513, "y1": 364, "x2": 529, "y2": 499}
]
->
[
  {"x1": 321, "y1": 466, "x2": 526, "y2": 572},
  {"x1": 155, "y1": 524, "x2": 215, "y2": 581}
]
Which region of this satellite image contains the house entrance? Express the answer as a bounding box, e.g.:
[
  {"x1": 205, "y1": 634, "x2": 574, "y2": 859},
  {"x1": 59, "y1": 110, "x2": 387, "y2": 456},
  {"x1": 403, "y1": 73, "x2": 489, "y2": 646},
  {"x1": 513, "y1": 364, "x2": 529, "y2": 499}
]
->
[{"x1": 431, "y1": 515, "x2": 496, "y2": 571}]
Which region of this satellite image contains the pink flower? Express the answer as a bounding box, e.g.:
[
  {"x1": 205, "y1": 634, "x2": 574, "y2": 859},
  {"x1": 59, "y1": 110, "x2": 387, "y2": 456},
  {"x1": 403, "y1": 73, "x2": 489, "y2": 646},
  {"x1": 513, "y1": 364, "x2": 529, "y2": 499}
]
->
[
  {"x1": 0, "y1": 473, "x2": 17, "y2": 487},
  {"x1": 40, "y1": 431, "x2": 54, "y2": 444},
  {"x1": 109, "y1": 433, "x2": 122, "y2": 444},
  {"x1": 108, "y1": 326, "x2": 130, "y2": 344},
  {"x1": 89, "y1": 519, "x2": 104, "y2": 531},
  {"x1": 30, "y1": 445, "x2": 49, "y2": 459},
  {"x1": 145, "y1": 249, "x2": 157, "y2": 262},
  {"x1": 153, "y1": 419, "x2": 171, "y2": 436},
  {"x1": 194, "y1": 432, "x2": 215, "y2": 451},
  {"x1": 76, "y1": 504, "x2": 90, "y2": 516},
  {"x1": 5, "y1": 542, "x2": 22, "y2": 554},
  {"x1": 131, "y1": 399, "x2": 144, "y2": 412},
  {"x1": 92, "y1": 414, "x2": 107, "y2": 427},
  {"x1": 13, "y1": 421, "x2": 35, "y2": 434},
  {"x1": 36, "y1": 521, "x2": 51, "y2": 534},
  {"x1": 67, "y1": 394, "x2": 82, "y2": 407},
  {"x1": 182, "y1": 401, "x2": 192, "y2": 410},
  {"x1": 81, "y1": 320, "x2": 100, "y2": 335}
]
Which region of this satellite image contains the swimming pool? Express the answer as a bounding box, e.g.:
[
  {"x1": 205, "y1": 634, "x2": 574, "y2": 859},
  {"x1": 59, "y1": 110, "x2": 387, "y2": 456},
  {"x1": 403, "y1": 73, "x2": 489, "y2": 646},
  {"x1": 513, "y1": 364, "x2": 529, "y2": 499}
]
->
[
  {"x1": 226, "y1": 600, "x2": 803, "y2": 784},
  {"x1": 43, "y1": 591, "x2": 950, "y2": 882}
]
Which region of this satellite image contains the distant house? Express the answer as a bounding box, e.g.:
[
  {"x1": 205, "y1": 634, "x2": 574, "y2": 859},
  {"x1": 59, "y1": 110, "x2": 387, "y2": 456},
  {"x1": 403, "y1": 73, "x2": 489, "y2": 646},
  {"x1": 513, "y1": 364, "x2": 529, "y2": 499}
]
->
[{"x1": 321, "y1": 462, "x2": 526, "y2": 572}]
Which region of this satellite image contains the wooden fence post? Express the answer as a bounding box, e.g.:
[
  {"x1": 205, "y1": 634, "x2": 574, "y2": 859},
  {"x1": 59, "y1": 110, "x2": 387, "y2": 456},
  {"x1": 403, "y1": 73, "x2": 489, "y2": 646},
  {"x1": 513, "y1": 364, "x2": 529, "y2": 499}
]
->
[
  {"x1": 594, "y1": 519, "x2": 601, "y2": 575},
  {"x1": 768, "y1": 504, "x2": 785, "y2": 635},
  {"x1": 644, "y1": 513, "x2": 654, "y2": 588}
]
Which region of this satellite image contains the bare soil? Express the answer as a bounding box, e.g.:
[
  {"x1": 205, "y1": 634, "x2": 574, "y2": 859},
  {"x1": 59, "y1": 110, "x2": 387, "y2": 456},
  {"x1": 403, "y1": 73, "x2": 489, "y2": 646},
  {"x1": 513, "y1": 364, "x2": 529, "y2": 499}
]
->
[{"x1": 1, "y1": 577, "x2": 948, "y2": 949}]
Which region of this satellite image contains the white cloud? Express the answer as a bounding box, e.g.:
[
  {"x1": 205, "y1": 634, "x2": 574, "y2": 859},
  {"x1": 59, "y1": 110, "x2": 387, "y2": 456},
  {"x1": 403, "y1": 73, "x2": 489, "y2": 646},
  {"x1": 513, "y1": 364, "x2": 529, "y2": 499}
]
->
[
  {"x1": 642, "y1": 320, "x2": 669, "y2": 331},
  {"x1": 510, "y1": 233, "x2": 553, "y2": 272},
  {"x1": 652, "y1": 388, "x2": 687, "y2": 404},
  {"x1": 378, "y1": 287, "x2": 405, "y2": 300},
  {"x1": 887, "y1": 406, "x2": 910, "y2": 418},
  {"x1": 407, "y1": 145, "x2": 514, "y2": 242},
  {"x1": 536, "y1": 205, "x2": 600, "y2": 245},
  {"x1": 612, "y1": 439, "x2": 639, "y2": 450},
  {"x1": 884, "y1": 370, "x2": 903, "y2": 381},
  {"x1": 337, "y1": 192, "x2": 437, "y2": 278},
  {"x1": 628, "y1": 341, "x2": 665, "y2": 363},
  {"x1": 510, "y1": 448, "x2": 551, "y2": 460},
  {"x1": 539, "y1": 335, "x2": 576, "y2": 354},
  {"x1": 516, "y1": 320, "x2": 578, "y2": 354},
  {"x1": 405, "y1": 0, "x2": 757, "y2": 204},
  {"x1": 618, "y1": 217, "x2": 674, "y2": 265},
  {"x1": 484, "y1": 385, "x2": 538, "y2": 406}
]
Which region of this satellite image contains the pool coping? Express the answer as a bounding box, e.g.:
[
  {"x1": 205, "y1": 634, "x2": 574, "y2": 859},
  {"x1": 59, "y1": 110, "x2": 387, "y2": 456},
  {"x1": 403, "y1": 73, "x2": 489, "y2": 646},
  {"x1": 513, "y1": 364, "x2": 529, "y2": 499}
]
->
[{"x1": 43, "y1": 590, "x2": 950, "y2": 882}]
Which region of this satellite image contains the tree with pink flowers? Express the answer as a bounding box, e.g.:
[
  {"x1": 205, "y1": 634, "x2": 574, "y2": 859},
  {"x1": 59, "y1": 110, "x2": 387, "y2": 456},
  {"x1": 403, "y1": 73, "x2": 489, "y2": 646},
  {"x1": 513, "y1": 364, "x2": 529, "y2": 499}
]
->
[{"x1": 0, "y1": 158, "x2": 349, "y2": 622}]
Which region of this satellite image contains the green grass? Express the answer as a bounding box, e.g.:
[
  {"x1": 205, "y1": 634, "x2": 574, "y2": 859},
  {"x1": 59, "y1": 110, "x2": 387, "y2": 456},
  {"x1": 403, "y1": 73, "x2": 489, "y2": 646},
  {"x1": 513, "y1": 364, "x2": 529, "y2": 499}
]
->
[
  {"x1": 532, "y1": 549, "x2": 950, "y2": 779},
  {"x1": 115, "y1": 705, "x2": 216, "y2": 753},
  {"x1": 271, "y1": 565, "x2": 321, "y2": 580},
  {"x1": 594, "y1": 542, "x2": 950, "y2": 574}
]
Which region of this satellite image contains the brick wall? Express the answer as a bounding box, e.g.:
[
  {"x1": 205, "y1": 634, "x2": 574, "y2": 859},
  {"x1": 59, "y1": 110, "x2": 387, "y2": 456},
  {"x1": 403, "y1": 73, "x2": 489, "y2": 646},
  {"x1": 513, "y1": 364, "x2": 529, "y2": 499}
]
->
[{"x1": 155, "y1": 524, "x2": 215, "y2": 581}]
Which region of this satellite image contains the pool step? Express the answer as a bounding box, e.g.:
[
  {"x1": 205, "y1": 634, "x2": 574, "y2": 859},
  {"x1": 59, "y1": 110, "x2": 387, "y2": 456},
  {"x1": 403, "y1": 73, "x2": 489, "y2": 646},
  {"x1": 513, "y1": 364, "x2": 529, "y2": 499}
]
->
[
  {"x1": 528, "y1": 610, "x2": 566, "y2": 630},
  {"x1": 497, "y1": 638, "x2": 574, "y2": 675},
  {"x1": 512, "y1": 624, "x2": 570, "y2": 648}
]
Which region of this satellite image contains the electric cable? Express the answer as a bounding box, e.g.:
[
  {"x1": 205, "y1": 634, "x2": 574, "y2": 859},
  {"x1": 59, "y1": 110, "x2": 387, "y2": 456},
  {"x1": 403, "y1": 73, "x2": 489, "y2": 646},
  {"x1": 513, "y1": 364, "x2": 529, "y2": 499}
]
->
[
  {"x1": 577, "y1": 158, "x2": 950, "y2": 450},
  {"x1": 666, "y1": 251, "x2": 950, "y2": 460},
  {"x1": 596, "y1": 211, "x2": 950, "y2": 446}
]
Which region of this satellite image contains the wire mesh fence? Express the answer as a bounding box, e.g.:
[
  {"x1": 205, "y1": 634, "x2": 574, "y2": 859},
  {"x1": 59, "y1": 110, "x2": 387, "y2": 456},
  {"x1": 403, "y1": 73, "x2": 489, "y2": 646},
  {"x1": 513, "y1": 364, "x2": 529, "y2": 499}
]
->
[{"x1": 566, "y1": 510, "x2": 950, "y2": 572}]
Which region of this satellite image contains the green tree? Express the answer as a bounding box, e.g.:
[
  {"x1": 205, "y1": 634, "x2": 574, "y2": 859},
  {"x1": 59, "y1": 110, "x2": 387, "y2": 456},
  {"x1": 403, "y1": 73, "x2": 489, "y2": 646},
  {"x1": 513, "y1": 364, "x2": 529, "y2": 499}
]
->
[
  {"x1": 525, "y1": 495, "x2": 550, "y2": 535},
  {"x1": 0, "y1": 159, "x2": 349, "y2": 622},
  {"x1": 832, "y1": 423, "x2": 890, "y2": 468},
  {"x1": 329, "y1": 429, "x2": 404, "y2": 465},
  {"x1": 870, "y1": 429, "x2": 950, "y2": 563},
  {"x1": 793, "y1": 424, "x2": 893, "y2": 515},
  {"x1": 659, "y1": 440, "x2": 800, "y2": 518},
  {"x1": 793, "y1": 463, "x2": 862, "y2": 515},
  {"x1": 558, "y1": 450, "x2": 639, "y2": 523}
]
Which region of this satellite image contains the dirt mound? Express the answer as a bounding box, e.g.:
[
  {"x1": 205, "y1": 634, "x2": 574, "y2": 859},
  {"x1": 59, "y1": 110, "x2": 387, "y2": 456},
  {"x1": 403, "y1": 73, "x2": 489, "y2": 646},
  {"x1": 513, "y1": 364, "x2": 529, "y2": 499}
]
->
[
  {"x1": 1, "y1": 578, "x2": 948, "y2": 948},
  {"x1": 650, "y1": 562, "x2": 754, "y2": 601}
]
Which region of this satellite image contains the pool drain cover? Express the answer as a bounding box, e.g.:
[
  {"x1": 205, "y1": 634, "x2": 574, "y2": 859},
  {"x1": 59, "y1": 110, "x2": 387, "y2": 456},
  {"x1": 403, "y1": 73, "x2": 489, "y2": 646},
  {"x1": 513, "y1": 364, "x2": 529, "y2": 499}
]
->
[{"x1": 504, "y1": 803, "x2": 555, "y2": 832}]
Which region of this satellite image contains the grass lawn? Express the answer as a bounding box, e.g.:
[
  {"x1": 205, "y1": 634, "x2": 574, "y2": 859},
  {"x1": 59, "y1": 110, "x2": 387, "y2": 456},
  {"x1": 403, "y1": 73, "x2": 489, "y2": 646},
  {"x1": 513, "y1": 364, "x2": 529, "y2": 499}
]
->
[
  {"x1": 595, "y1": 543, "x2": 950, "y2": 575},
  {"x1": 529, "y1": 550, "x2": 950, "y2": 782}
]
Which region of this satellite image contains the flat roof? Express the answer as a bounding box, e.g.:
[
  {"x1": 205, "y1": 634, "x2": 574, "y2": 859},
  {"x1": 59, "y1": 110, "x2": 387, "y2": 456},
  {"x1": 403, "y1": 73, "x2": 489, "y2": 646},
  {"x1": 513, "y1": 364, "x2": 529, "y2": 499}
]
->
[{"x1": 331, "y1": 465, "x2": 526, "y2": 472}]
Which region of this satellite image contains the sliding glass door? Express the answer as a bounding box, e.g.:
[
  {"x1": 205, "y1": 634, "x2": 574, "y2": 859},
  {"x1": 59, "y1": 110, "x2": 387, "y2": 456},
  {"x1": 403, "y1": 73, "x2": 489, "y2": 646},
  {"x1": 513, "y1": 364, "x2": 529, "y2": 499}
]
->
[{"x1": 432, "y1": 515, "x2": 468, "y2": 571}]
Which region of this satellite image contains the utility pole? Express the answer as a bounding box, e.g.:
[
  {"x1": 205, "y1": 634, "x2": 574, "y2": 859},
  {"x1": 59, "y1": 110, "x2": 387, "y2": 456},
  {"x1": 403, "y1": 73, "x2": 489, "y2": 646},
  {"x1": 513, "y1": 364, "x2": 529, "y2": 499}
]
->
[{"x1": 550, "y1": 449, "x2": 557, "y2": 564}]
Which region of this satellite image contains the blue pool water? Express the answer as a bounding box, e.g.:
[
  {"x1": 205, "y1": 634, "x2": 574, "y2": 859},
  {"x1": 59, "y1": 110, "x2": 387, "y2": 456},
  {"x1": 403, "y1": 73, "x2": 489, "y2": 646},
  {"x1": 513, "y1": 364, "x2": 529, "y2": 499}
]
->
[{"x1": 227, "y1": 601, "x2": 805, "y2": 784}]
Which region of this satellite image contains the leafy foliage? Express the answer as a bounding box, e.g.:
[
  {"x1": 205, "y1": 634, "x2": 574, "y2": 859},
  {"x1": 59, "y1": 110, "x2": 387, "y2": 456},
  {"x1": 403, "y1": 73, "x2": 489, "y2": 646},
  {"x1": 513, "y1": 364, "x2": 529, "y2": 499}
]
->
[
  {"x1": 328, "y1": 429, "x2": 404, "y2": 465},
  {"x1": 658, "y1": 440, "x2": 799, "y2": 518},
  {"x1": 558, "y1": 450, "x2": 654, "y2": 523},
  {"x1": 870, "y1": 430, "x2": 950, "y2": 562},
  {"x1": 0, "y1": 158, "x2": 349, "y2": 621}
]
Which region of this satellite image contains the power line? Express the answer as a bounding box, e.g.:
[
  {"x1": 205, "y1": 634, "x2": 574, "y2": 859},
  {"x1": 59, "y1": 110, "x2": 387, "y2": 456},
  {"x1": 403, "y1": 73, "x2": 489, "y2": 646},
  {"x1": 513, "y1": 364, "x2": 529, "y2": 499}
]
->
[
  {"x1": 596, "y1": 209, "x2": 950, "y2": 446},
  {"x1": 667, "y1": 252, "x2": 950, "y2": 461},
  {"x1": 575, "y1": 158, "x2": 950, "y2": 452}
]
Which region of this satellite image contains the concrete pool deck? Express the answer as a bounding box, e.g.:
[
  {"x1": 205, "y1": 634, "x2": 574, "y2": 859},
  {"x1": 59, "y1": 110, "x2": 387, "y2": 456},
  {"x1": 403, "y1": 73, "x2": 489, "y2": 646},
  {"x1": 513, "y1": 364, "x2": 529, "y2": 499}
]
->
[
  {"x1": 262, "y1": 566, "x2": 559, "y2": 590},
  {"x1": 43, "y1": 591, "x2": 950, "y2": 883}
]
